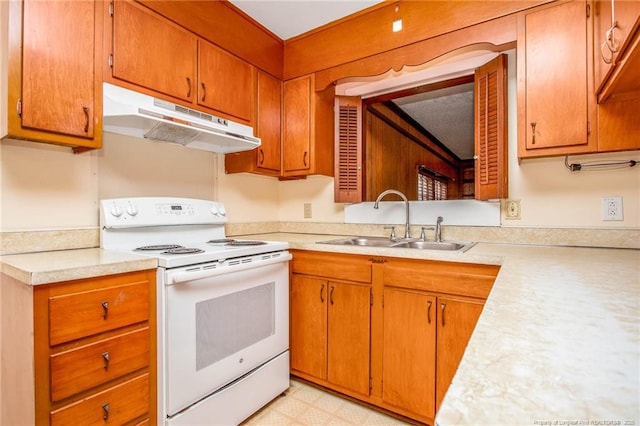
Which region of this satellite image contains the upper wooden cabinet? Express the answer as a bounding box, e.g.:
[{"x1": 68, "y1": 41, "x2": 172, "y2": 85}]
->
[
  {"x1": 517, "y1": 0, "x2": 597, "y2": 159},
  {"x1": 282, "y1": 74, "x2": 335, "y2": 178},
  {"x1": 594, "y1": 0, "x2": 640, "y2": 98},
  {"x1": 108, "y1": 0, "x2": 254, "y2": 125},
  {"x1": 197, "y1": 40, "x2": 254, "y2": 122},
  {"x1": 225, "y1": 70, "x2": 282, "y2": 176},
  {"x1": 110, "y1": 0, "x2": 196, "y2": 102},
  {"x1": 6, "y1": 0, "x2": 102, "y2": 151}
]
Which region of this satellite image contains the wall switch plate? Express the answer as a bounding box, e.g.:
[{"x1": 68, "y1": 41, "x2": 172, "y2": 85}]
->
[
  {"x1": 602, "y1": 196, "x2": 623, "y2": 221},
  {"x1": 304, "y1": 203, "x2": 312, "y2": 219},
  {"x1": 505, "y1": 199, "x2": 521, "y2": 220}
]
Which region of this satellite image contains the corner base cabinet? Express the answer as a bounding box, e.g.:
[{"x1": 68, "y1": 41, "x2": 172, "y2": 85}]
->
[
  {"x1": 289, "y1": 250, "x2": 499, "y2": 425},
  {"x1": 0, "y1": 270, "x2": 157, "y2": 426}
]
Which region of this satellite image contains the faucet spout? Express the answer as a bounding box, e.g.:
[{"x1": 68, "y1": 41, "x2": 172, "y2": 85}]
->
[
  {"x1": 373, "y1": 189, "x2": 411, "y2": 239},
  {"x1": 435, "y1": 216, "x2": 443, "y2": 242}
]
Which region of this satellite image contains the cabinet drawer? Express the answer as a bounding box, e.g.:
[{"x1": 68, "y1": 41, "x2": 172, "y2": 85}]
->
[
  {"x1": 50, "y1": 373, "x2": 149, "y2": 426},
  {"x1": 50, "y1": 327, "x2": 150, "y2": 402},
  {"x1": 49, "y1": 281, "x2": 149, "y2": 345},
  {"x1": 291, "y1": 250, "x2": 372, "y2": 283},
  {"x1": 383, "y1": 260, "x2": 499, "y2": 299}
]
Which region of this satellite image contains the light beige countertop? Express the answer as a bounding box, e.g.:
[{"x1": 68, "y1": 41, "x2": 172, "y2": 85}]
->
[
  {"x1": 258, "y1": 232, "x2": 640, "y2": 425},
  {"x1": 0, "y1": 248, "x2": 157, "y2": 285},
  {"x1": 2, "y1": 232, "x2": 637, "y2": 424}
]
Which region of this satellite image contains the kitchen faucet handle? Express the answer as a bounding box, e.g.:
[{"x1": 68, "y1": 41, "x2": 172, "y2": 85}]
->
[
  {"x1": 383, "y1": 226, "x2": 396, "y2": 240},
  {"x1": 420, "y1": 226, "x2": 434, "y2": 241}
]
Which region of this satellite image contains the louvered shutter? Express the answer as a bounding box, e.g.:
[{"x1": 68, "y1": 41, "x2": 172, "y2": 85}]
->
[
  {"x1": 474, "y1": 54, "x2": 508, "y2": 200},
  {"x1": 334, "y1": 96, "x2": 363, "y2": 203}
]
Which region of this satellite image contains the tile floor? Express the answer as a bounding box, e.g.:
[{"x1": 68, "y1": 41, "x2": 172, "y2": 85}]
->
[{"x1": 242, "y1": 379, "x2": 413, "y2": 425}]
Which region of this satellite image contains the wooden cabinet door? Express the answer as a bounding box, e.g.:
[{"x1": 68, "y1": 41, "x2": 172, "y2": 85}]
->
[
  {"x1": 18, "y1": 0, "x2": 99, "y2": 142},
  {"x1": 382, "y1": 288, "x2": 436, "y2": 419},
  {"x1": 435, "y1": 296, "x2": 484, "y2": 410},
  {"x1": 256, "y1": 71, "x2": 282, "y2": 172},
  {"x1": 327, "y1": 281, "x2": 371, "y2": 396},
  {"x1": 290, "y1": 275, "x2": 327, "y2": 380},
  {"x1": 283, "y1": 76, "x2": 312, "y2": 174},
  {"x1": 111, "y1": 0, "x2": 196, "y2": 102},
  {"x1": 518, "y1": 0, "x2": 596, "y2": 156},
  {"x1": 198, "y1": 40, "x2": 254, "y2": 122}
]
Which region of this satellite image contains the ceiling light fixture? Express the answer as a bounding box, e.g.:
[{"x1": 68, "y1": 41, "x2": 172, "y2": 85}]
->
[{"x1": 392, "y1": 4, "x2": 402, "y2": 32}]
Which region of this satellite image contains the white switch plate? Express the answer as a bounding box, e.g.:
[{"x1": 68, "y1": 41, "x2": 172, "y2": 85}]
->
[
  {"x1": 505, "y1": 199, "x2": 521, "y2": 220},
  {"x1": 602, "y1": 196, "x2": 623, "y2": 221},
  {"x1": 303, "y1": 203, "x2": 312, "y2": 219}
]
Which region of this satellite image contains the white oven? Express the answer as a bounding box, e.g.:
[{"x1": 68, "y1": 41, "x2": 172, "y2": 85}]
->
[
  {"x1": 161, "y1": 252, "x2": 291, "y2": 424},
  {"x1": 100, "y1": 197, "x2": 291, "y2": 425}
]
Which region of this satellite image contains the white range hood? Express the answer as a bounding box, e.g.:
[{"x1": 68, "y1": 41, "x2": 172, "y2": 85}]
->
[{"x1": 102, "y1": 82, "x2": 260, "y2": 154}]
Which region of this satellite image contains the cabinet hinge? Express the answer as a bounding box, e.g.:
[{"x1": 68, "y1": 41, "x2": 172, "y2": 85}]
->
[
  {"x1": 369, "y1": 378, "x2": 373, "y2": 391},
  {"x1": 370, "y1": 292, "x2": 373, "y2": 306},
  {"x1": 16, "y1": 99, "x2": 22, "y2": 118},
  {"x1": 109, "y1": 1, "x2": 114, "y2": 17},
  {"x1": 586, "y1": 3, "x2": 590, "y2": 18},
  {"x1": 108, "y1": 54, "x2": 113, "y2": 68}
]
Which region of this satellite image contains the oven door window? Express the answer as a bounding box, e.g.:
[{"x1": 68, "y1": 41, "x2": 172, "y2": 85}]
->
[{"x1": 196, "y1": 282, "x2": 275, "y2": 370}]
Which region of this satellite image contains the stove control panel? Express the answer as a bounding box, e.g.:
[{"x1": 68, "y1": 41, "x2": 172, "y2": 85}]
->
[{"x1": 100, "y1": 197, "x2": 227, "y2": 228}]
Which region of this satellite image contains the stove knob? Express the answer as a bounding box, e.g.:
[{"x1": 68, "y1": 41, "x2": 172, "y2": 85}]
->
[
  {"x1": 126, "y1": 203, "x2": 139, "y2": 217},
  {"x1": 110, "y1": 204, "x2": 123, "y2": 217},
  {"x1": 217, "y1": 206, "x2": 227, "y2": 217}
]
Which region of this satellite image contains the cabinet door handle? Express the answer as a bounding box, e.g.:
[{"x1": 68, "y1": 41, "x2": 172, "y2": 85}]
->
[
  {"x1": 102, "y1": 403, "x2": 109, "y2": 421},
  {"x1": 441, "y1": 302, "x2": 446, "y2": 327},
  {"x1": 102, "y1": 351, "x2": 110, "y2": 370},
  {"x1": 259, "y1": 149, "x2": 265, "y2": 165},
  {"x1": 530, "y1": 122, "x2": 537, "y2": 145},
  {"x1": 201, "y1": 82, "x2": 207, "y2": 102},
  {"x1": 427, "y1": 300, "x2": 432, "y2": 324},
  {"x1": 329, "y1": 285, "x2": 335, "y2": 305},
  {"x1": 320, "y1": 284, "x2": 325, "y2": 303},
  {"x1": 303, "y1": 151, "x2": 308, "y2": 167},
  {"x1": 101, "y1": 301, "x2": 109, "y2": 319},
  {"x1": 82, "y1": 106, "x2": 89, "y2": 133},
  {"x1": 186, "y1": 77, "x2": 192, "y2": 98}
]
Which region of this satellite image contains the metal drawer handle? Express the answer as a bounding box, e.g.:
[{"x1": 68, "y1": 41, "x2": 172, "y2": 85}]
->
[
  {"x1": 259, "y1": 149, "x2": 265, "y2": 165},
  {"x1": 530, "y1": 122, "x2": 537, "y2": 145},
  {"x1": 102, "y1": 403, "x2": 109, "y2": 421},
  {"x1": 82, "y1": 107, "x2": 89, "y2": 133},
  {"x1": 329, "y1": 285, "x2": 335, "y2": 305},
  {"x1": 102, "y1": 351, "x2": 110, "y2": 370},
  {"x1": 303, "y1": 151, "x2": 308, "y2": 167},
  {"x1": 427, "y1": 300, "x2": 432, "y2": 324},
  {"x1": 186, "y1": 77, "x2": 192, "y2": 98},
  {"x1": 101, "y1": 301, "x2": 109, "y2": 319},
  {"x1": 201, "y1": 82, "x2": 207, "y2": 102},
  {"x1": 441, "y1": 302, "x2": 446, "y2": 326},
  {"x1": 320, "y1": 284, "x2": 325, "y2": 303}
]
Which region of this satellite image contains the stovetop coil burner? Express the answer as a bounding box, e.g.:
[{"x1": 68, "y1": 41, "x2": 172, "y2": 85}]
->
[
  {"x1": 136, "y1": 244, "x2": 184, "y2": 251},
  {"x1": 207, "y1": 238, "x2": 236, "y2": 244},
  {"x1": 163, "y1": 247, "x2": 205, "y2": 255},
  {"x1": 225, "y1": 240, "x2": 267, "y2": 246}
]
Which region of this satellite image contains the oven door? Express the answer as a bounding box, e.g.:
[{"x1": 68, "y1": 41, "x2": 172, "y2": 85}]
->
[{"x1": 162, "y1": 252, "x2": 291, "y2": 417}]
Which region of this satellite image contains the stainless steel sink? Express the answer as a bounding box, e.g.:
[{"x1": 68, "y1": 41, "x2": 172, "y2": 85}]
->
[
  {"x1": 319, "y1": 236, "x2": 475, "y2": 252},
  {"x1": 319, "y1": 236, "x2": 401, "y2": 247}
]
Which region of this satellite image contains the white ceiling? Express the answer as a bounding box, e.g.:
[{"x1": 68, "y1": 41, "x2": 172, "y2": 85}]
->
[{"x1": 229, "y1": 0, "x2": 382, "y2": 40}]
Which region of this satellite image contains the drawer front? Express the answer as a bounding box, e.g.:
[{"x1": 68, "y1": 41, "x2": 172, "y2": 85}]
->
[
  {"x1": 50, "y1": 327, "x2": 150, "y2": 402},
  {"x1": 49, "y1": 281, "x2": 149, "y2": 345},
  {"x1": 292, "y1": 250, "x2": 372, "y2": 283},
  {"x1": 50, "y1": 373, "x2": 149, "y2": 426}
]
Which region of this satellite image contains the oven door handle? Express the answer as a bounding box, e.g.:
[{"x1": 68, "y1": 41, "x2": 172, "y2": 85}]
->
[{"x1": 166, "y1": 252, "x2": 292, "y2": 285}]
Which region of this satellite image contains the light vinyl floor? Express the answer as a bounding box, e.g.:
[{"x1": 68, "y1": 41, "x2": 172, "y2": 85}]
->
[{"x1": 242, "y1": 379, "x2": 413, "y2": 425}]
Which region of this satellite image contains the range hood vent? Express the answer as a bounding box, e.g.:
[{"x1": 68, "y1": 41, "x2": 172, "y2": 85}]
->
[{"x1": 102, "y1": 82, "x2": 260, "y2": 154}]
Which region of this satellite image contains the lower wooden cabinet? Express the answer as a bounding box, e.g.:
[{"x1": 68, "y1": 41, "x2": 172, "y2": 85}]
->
[
  {"x1": 289, "y1": 250, "x2": 499, "y2": 425},
  {"x1": 0, "y1": 269, "x2": 156, "y2": 426},
  {"x1": 290, "y1": 251, "x2": 372, "y2": 397}
]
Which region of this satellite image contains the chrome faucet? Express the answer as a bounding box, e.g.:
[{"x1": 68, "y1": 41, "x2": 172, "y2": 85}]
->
[
  {"x1": 435, "y1": 216, "x2": 443, "y2": 242},
  {"x1": 373, "y1": 189, "x2": 411, "y2": 239}
]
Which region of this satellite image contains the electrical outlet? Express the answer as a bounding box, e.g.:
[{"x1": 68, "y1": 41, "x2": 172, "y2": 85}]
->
[
  {"x1": 505, "y1": 199, "x2": 521, "y2": 220},
  {"x1": 602, "y1": 196, "x2": 623, "y2": 221},
  {"x1": 304, "y1": 203, "x2": 312, "y2": 219}
]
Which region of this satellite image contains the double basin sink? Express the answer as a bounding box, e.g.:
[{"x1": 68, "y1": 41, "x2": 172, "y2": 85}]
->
[{"x1": 319, "y1": 236, "x2": 476, "y2": 252}]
